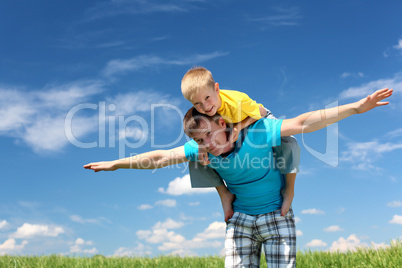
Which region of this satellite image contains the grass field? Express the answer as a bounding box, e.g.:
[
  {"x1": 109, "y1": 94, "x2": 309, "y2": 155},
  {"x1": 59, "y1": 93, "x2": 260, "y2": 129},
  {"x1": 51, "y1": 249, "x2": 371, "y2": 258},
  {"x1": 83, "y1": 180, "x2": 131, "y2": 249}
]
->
[{"x1": 1, "y1": 242, "x2": 401, "y2": 267}]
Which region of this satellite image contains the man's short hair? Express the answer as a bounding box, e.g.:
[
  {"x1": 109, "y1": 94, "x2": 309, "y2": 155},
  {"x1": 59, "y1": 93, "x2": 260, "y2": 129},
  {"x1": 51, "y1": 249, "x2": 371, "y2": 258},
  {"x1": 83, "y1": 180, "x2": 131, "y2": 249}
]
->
[
  {"x1": 183, "y1": 107, "x2": 221, "y2": 137},
  {"x1": 181, "y1": 67, "x2": 215, "y2": 101}
]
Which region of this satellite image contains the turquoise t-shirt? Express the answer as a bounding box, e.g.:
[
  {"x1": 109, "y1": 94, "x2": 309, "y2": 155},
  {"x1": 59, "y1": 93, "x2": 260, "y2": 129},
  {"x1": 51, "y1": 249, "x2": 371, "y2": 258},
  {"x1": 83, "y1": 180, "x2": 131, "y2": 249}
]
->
[{"x1": 184, "y1": 118, "x2": 284, "y2": 215}]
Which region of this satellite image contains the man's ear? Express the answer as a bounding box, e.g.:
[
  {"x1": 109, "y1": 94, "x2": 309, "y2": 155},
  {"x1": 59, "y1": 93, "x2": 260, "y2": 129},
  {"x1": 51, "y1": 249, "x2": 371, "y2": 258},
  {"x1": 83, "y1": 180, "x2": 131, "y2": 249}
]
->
[
  {"x1": 218, "y1": 117, "x2": 226, "y2": 127},
  {"x1": 215, "y1": 82, "x2": 220, "y2": 94}
]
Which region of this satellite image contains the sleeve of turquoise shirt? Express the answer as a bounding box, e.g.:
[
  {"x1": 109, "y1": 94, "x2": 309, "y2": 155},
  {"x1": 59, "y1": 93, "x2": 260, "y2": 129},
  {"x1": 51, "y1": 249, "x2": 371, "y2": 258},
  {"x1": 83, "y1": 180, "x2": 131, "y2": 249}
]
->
[
  {"x1": 184, "y1": 140, "x2": 199, "y2": 161},
  {"x1": 262, "y1": 118, "x2": 283, "y2": 147}
]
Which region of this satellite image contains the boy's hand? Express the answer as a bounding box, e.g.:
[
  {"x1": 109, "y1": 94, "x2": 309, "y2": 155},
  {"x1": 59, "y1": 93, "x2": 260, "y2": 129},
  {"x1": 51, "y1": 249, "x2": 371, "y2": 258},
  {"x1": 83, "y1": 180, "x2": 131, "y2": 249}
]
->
[
  {"x1": 229, "y1": 127, "x2": 240, "y2": 143},
  {"x1": 84, "y1": 161, "x2": 117, "y2": 172},
  {"x1": 355, "y1": 88, "x2": 393, "y2": 114},
  {"x1": 198, "y1": 147, "x2": 210, "y2": 165}
]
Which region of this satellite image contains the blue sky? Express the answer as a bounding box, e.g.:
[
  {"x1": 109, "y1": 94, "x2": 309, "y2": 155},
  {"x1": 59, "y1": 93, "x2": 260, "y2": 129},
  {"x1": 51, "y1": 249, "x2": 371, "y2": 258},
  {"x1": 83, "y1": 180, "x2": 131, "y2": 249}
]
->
[{"x1": 1, "y1": 0, "x2": 402, "y2": 257}]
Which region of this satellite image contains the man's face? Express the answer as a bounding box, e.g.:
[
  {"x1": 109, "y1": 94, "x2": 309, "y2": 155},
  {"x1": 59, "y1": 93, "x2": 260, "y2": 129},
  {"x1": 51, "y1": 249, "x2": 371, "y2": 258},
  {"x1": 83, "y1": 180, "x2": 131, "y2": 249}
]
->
[
  {"x1": 190, "y1": 83, "x2": 221, "y2": 116},
  {"x1": 190, "y1": 117, "x2": 232, "y2": 156}
]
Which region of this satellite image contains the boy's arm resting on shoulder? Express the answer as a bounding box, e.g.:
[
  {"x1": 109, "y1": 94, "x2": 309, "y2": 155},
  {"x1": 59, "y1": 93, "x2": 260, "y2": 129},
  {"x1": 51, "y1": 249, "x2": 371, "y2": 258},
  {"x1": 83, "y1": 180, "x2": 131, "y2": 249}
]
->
[
  {"x1": 230, "y1": 106, "x2": 267, "y2": 142},
  {"x1": 231, "y1": 116, "x2": 256, "y2": 142},
  {"x1": 259, "y1": 105, "x2": 268, "y2": 118},
  {"x1": 84, "y1": 146, "x2": 189, "y2": 172},
  {"x1": 280, "y1": 88, "x2": 393, "y2": 137}
]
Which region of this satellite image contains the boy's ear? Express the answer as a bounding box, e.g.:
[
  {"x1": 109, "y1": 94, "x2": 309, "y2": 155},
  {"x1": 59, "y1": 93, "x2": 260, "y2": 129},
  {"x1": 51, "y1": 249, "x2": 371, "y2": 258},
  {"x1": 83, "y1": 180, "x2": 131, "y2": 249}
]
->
[{"x1": 215, "y1": 83, "x2": 220, "y2": 94}]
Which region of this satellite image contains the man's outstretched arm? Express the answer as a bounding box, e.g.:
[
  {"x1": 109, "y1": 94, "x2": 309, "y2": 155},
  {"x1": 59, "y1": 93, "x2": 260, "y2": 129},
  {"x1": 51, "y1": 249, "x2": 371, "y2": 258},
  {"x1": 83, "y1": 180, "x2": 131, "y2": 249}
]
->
[
  {"x1": 281, "y1": 88, "x2": 393, "y2": 137},
  {"x1": 84, "y1": 146, "x2": 188, "y2": 172}
]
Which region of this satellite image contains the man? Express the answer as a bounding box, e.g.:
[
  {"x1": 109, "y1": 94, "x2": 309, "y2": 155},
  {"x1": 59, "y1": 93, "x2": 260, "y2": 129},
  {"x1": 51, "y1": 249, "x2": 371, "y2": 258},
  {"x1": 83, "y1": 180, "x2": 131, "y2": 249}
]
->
[{"x1": 84, "y1": 88, "x2": 392, "y2": 267}]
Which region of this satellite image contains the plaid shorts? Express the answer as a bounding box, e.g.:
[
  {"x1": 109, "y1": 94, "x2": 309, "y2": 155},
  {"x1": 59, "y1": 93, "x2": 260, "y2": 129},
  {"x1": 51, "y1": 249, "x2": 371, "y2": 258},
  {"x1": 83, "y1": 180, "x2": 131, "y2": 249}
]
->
[{"x1": 225, "y1": 208, "x2": 296, "y2": 268}]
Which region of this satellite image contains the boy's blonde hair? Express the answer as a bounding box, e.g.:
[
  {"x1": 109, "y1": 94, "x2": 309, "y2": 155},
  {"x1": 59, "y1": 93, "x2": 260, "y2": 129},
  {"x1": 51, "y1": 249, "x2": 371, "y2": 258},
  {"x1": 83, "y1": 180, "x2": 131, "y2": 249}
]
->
[{"x1": 181, "y1": 67, "x2": 215, "y2": 101}]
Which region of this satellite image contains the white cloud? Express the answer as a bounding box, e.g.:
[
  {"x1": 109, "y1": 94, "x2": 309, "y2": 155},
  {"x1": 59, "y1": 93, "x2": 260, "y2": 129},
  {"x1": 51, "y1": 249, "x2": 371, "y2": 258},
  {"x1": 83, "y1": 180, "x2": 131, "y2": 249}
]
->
[
  {"x1": 70, "y1": 238, "x2": 97, "y2": 255},
  {"x1": 337, "y1": 207, "x2": 345, "y2": 214},
  {"x1": 0, "y1": 239, "x2": 28, "y2": 255},
  {"x1": 329, "y1": 234, "x2": 368, "y2": 252},
  {"x1": 137, "y1": 229, "x2": 185, "y2": 244},
  {"x1": 301, "y1": 208, "x2": 325, "y2": 215},
  {"x1": 341, "y1": 72, "x2": 351, "y2": 78},
  {"x1": 119, "y1": 126, "x2": 145, "y2": 141},
  {"x1": 158, "y1": 175, "x2": 215, "y2": 195},
  {"x1": 75, "y1": 238, "x2": 91, "y2": 245},
  {"x1": 101, "y1": 52, "x2": 228, "y2": 77},
  {"x1": 113, "y1": 243, "x2": 152, "y2": 257},
  {"x1": 0, "y1": 220, "x2": 9, "y2": 229},
  {"x1": 188, "y1": 202, "x2": 200, "y2": 206},
  {"x1": 0, "y1": 88, "x2": 38, "y2": 132},
  {"x1": 136, "y1": 219, "x2": 224, "y2": 255},
  {"x1": 0, "y1": 82, "x2": 182, "y2": 154},
  {"x1": 339, "y1": 73, "x2": 402, "y2": 100},
  {"x1": 394, "y1": 39, "x2": 402, "y2": 50},
  {"x1": 155, "y1": 199, "x2": 177, "y2": 208},
  {"x1": 324, "y1": 225, "x2": 343, "y2": 232},
  {"x1": 341, "y1": 72, "x2": 364, "y2": 79},
  {"x1": 70, "y1": 215, "x2": 110, "y2": 225},
  {"x1": 137, "y1": 218, "x2": 186, "y2": 244},
  {"x1": 107, "y1": 91, "x2": 180, "y2": 116},
  {"x1": 0, "y1": 81, "x2": 103, "y2": 153},
  {"x1": 18, "y1": 201, "x2": 40, "y2": 209},
  {"x1": 296, "y1": 230, "x2": 303, "y2": 237},
  {"x1": 38, "y1": 81, "x2": 102, "y2": 109},
  {"x1": 370, "y1": 242, "x2": 389, "y2": 250},
  {"x1": 294, "y1": 216, "x2": 302, "y2": 224},
  {"x1": 389, "y1": 215, "x2": 402, "y2": 225},
  {"x1": 168, "y1": 248, "x2": 198, "y2": 257},
  {"x1": 247, "y1": 7, "x2": 302, "y2": 26},
  {"x1": 305, "y1": 239, "x2": 327, "y2": 248},
  {"x1": 341, "y1": 139, "x2": 402, "y2": 170},
  {"x1": 153, "y1": 218, "x2": 184, "y2": 230},
  {"x1": 85, "y1": 0, "x2": 193, "y2": 21},
  {"x1": 138, "y1": 204, "x2": 153, "y2": 210},
  {"x1": 158, "y1": 239, "x2": 222, "y2": 252},
  {"x1": 387, "y1": 201, "x2": 402, "y2": 208},
  {"x1": 25, "y1": 115, "x2": 94, "y2": 152},
  {"x1": 11, "y1": 223, "x2": 64, "y2": 239},
  {"x1": 194, "y1": 222, "x2": 226, "y2": 240},
  {"x1": 138, "y1": 199, "x2": 177, "y2": 210},
  {"x1": 386, "y1": 128, "x2": 402, "y2": 138}
]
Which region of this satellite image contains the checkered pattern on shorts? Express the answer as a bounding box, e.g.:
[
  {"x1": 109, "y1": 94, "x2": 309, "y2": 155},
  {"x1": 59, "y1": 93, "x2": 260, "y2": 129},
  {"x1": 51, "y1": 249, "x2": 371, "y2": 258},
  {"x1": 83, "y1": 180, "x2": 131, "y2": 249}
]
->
[{"x1": 225, "y1": 208, "x2": 296, "y2": 268}]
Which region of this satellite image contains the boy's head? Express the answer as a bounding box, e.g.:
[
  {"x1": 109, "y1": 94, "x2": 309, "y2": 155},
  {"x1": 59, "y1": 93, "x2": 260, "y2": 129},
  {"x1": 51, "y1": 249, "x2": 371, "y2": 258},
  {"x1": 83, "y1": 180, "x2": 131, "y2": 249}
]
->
[{"x1": 181, "y1": 67, "x2": 222, "y2": 116}]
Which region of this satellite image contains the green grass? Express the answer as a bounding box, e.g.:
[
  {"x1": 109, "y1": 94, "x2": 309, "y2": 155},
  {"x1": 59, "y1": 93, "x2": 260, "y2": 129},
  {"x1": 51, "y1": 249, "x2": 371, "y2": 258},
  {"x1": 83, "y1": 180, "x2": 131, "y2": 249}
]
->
[
  {"x1": 1, "y1": 242, "x2": 401, "y2": 267},
  {"x1": 297, "y1": 241, "x2": 402, "y2": 268}
]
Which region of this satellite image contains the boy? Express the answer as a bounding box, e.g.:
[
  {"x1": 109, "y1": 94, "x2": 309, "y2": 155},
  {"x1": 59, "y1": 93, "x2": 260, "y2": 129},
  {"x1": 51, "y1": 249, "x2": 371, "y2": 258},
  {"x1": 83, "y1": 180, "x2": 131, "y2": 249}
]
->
[{"x1": 181, "y1": 67, "x2": 300, "y2": 221}]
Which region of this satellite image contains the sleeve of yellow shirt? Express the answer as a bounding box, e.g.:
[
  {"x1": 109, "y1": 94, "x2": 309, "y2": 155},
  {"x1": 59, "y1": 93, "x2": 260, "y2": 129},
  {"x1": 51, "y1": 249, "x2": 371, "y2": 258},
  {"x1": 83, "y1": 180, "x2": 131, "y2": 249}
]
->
[{"x1": 239, "y1": 94, "x2": 263, "y2": 120}]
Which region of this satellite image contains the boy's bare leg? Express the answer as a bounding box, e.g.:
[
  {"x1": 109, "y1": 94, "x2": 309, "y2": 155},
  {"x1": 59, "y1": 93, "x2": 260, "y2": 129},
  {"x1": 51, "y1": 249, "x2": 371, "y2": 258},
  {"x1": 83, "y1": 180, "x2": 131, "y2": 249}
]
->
[
  {"x1": 281, "y1": 173, "x2": 296, "y2": 216},
  {"x1": 216, "y1": 185, "x2": 235, "y2": 222}
]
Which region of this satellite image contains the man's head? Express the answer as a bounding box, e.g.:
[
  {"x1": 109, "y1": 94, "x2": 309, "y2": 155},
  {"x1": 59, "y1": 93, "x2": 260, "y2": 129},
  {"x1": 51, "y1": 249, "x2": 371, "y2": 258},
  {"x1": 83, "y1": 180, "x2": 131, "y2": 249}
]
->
[
  {"x1": 183, "y1": 107, "x2": 232, "y2": 156},
  {"x1": 181, "y1": 67, "x2": 222, "y2": 116}
]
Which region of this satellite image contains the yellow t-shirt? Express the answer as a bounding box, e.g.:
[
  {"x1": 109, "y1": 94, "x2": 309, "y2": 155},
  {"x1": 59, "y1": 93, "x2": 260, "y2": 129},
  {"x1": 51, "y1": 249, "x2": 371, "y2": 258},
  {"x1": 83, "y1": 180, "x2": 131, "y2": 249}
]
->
[{"x1": 217, "y1": 89, "x2": 264, "y2": 124}]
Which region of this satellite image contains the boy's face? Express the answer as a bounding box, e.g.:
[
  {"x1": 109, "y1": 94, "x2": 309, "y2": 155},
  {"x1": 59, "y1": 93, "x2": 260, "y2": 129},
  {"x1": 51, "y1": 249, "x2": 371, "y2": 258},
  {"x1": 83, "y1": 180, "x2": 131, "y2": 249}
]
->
[{"x1": 190, "y1": 83, "x2": 221, "y2": 116}]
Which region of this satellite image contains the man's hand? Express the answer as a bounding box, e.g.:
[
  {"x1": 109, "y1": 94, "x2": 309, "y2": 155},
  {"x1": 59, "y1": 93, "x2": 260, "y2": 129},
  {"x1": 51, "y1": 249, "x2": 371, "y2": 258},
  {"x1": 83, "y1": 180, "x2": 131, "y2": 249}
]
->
[
  {"x1": 355, "y1": 88, "x2": 393, "y2": 114},
  {"x1": 198, "y1": 147, "x2": 210, "y2": 165},
  {"x1": 228, "y1": 127, "x2": 240, "y2": 143},
  {"x1": 84, "y1": 161, "x2": 117, "y2": 172}
]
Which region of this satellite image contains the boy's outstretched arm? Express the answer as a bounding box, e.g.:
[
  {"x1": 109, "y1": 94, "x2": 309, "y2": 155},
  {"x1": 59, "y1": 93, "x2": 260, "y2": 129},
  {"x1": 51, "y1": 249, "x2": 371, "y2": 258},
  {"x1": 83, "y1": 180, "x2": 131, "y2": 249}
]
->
[
  {"x1": 281, "y1": 88, "x2": 393, "y2": 137},
  {"x1": 84, "y1": 146, "x2": 188, "y2": 172}
]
